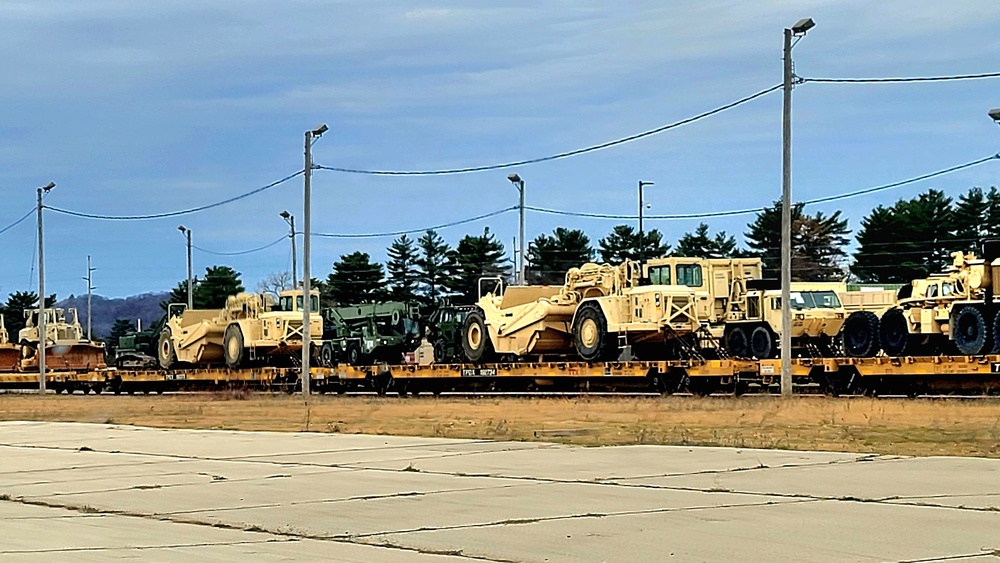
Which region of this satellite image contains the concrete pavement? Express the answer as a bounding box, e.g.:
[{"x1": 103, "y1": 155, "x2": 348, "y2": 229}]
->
[{"x1": 0, "y1": 421, "x2": 997, "y2": 561}]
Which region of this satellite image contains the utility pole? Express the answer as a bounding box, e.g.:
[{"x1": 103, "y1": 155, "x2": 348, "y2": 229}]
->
[
  {"x1": 83, "y1": 255, "x2": 96, "y2": 341},
  {"x1": 280, "y1": 211, "x2": 297, "y2": 288},
  {"x1": 780, "y1": 18, "x2": 815, "y2": 399},
  {"x1": 507, "y1": 174, "x2": 526, "y2": 285},
  {"x1": 302, "y1": 123, "x2": 329, "y2": 397},
  {"x1": 178, "y1": 226, "x2": 193, "y2": 309},
  {"x1": 638, "y1": 181, "x2": 654, "y2": 264},
  {"x1": 37, "y1": 182, "x2": 55, "y2": 393}
]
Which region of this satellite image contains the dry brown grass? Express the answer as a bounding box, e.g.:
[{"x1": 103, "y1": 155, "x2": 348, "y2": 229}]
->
[{"x1": 1, "y1": 394, "x2": 999, "y2": 458}]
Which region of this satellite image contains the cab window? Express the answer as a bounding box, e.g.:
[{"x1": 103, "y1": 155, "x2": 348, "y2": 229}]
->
[
  {"x1": 941, "y1": 283, "x2": 954, "y2": 296},
  {"x1": 676, "y1": 264, "x2": 703, "y2": 287},
  {"x1": 648, "y1": 266, "x2": 671, "y2": 285},
  {"x1": 295, "y1": 296, "x2": 320, "y2": 313},
  {"x1": 926, "y1": 284, "x2": 939, "y2": 298}
]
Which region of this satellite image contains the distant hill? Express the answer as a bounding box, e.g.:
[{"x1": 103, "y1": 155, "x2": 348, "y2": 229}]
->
[{"x1": 56, "y1": 292, "x2": 169, "y2": 340}]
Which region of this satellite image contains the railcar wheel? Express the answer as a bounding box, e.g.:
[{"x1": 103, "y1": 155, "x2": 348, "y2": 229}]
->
[
  {"x1": 157, "y1": 329, "x2": 176, "y2": 370},
  {"x1": 724, "y1": 326, "x2": 750, "y2": 358},
  {"x1": 879, "y1": 308, "x2": 912, "y2": 357},
  {"x1": 952, "y1": 306, "x2": 991, "y2": 356},
  {"x1": 750, "y1": 325, "x2": 775, "y2": 359},
  {"x1": 223, "y1": 324, "x2": 247, "y2": 369},
  {"x1": 573, "y1": 303, "x2": 612, "y2": 362},
  {"x1": 461, "y1": 310, "x2": 495, "y2": 363},
  {"x1": 842, "y1": 311, "x2": 880, "y2": 357}
]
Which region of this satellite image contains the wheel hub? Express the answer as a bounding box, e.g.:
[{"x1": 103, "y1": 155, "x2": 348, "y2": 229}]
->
[
  {"x1": 468, "y1": 325, "x2": 481, "y2": 349},
  {"x1": 580, "y1": 319, "x2": 598, "y2": 348}
]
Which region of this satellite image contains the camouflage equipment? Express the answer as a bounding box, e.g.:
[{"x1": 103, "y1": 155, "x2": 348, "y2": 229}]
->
[{"x1": 318, "y1": 302, "x2": 422, "y2": 366}]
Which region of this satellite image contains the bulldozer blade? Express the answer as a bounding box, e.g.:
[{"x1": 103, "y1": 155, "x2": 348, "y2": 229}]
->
[{"x1": 20, "y1": 343, "x2": 106, "y2": 372}]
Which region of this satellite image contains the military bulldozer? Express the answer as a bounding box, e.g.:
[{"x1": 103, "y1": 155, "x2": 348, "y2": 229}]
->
[
  {"x1": 426, "y1": 303, "x2": 476, "y2": 363},
  {"x1": 0, "y1": 315, "x2": 20, "y2": 372},
  {"x1": 462, "y1": 260, "x2": 703, "y2": 363},
  {"x1": 18, "y1": 308, "x2": 106, "y2": 372},
  {"x1": 318, "y1": 301, "x2": 422, "y2": 366},
  {"x1": 158, "y1": 289, "x2": 323, "y2": 369},
  {"x1": 877, "y1": 244, "x2": 1000, "y2": 357},
  {"x1": 115, "y1": 315, "x2": 167, "y2": 369}
]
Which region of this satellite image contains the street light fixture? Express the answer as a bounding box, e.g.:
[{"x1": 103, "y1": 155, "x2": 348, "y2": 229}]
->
[
  {"x1": 990, "y1": 108, "x2": 1000, "y2": 123},
  {"x1": 36, "y1": 181, "x2": 55, "y2": 393},
  {"x1": 780, "y1": 17, "x2": 815, "y2": 399},
  {"x1": 177, "y1": 226, "x2": 193, "y2": 309},
  {"x1": 638, "y1": 181, "x2": 654, "y2": 264},
  {"x1": 280, "y1": 210, "x2": 297, "y2": 288},
  {"x1": 301, "y1": 123, "x2": 328, "y2": 397},
  {"x1": 507, "y1": 173, "x2": 526, "y2": 286}
]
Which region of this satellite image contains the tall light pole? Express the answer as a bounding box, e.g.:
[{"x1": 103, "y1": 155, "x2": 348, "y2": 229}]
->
[
  {"x1": 37, "y1": 181, "x2": 55, "y2": 393},
  {"x1": 280, "y1": 210, "x2": 297, "y2": 288},
  {"x1": 83, "y1": 255, "x2": 96, "y2": 341},
  {"x1": 302, "y1": 123, "x2": 328, "y2": 397},
  {"x1": 781, "y1": 17, "x2": 815, "y2": 398},
  {"x1": 638, "y1": 180, "x2": 654, "y2": 264},
  {"x1": 507, "y1": 173, "x2": 526, "y2": 285},
  {"x1": 178, "y1": 226, "x2": 193, "y2": 309}
]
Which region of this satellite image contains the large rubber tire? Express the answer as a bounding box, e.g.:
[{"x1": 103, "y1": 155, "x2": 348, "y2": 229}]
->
[
  {"x1": 157, "y1": 329, "x2": 176, "y2": 370},
  {"x1": 952, "y1": 306, "x2": 991, "y2": 356},
  {"x1": 750, "y1": 325, "x2": 775, "y2": 359},
  {"x1": 573, "y1": 302, "x2": 612, "y2": 362},
  {"x1": 319, "y1": 341, "x2": 336, "y2": 367},
  {"x1": 724, "y1": 326, "x2": 750, "y2": 358},
  {"x1": 461, "y1": 309, "x2": 495, "y2": 363},
  {"x1": 842, "y1": 311, "x2": 880, "y2": 357},
  {"x1": 223, "y1": 324, "x2": 246, "y2": 369},
  {"x1": 346, "y1": 341, "x2": 364, "y2": 366},
  {"x1": 879, "y1": 307, "x2": 912, "y2": 357},
  {"x1": 991, "y1": 313, "x2": 1000, "y2": 356}
]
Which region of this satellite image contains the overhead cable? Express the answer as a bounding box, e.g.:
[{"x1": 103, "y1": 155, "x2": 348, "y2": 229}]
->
[
  {"x1": 312, "y1": 206, "x2": 516, "y2": 239},
  {"x1": 802, "y1": 71, "x2": 1000, "y2": 84},
  {"x1": 314, "y1": 84, "x2": 783, "y2": 176},
  {"x1": 193, "y1": 235, "x2": 288, "y2": 256},
  {"x1": 45, "y1": 170, "x2": 304, "y2": 221},
  {"x1": 527, "y1": 153, "x2": 1000, "y2": 221},
  {"x1": 0, "y1": 208, "x2": 35, "y2": 237}
]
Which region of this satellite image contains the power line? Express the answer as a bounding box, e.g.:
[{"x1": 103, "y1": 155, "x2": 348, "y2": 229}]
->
[
  {"x1": 0, "y1": 207, "x2": 34, "y2": 237},
  {"x1": 526, "y1": 153, "x2": 1000, "y2": 221},
  {"x1": 193, "y1": 235, "x2": 287, "y2": 256},
  {"x1": 802, "y1": 71, "x2": 1000, "y2": 84},
  {"x1": 314, "y1": 84, "x2": 783, "y2": 176},
  {"x1": 312, "y1": 206, "x2": 517, "y2": 239},
  {"x1": 45, "y1": 170, "x2": 304, "y2": 221}
]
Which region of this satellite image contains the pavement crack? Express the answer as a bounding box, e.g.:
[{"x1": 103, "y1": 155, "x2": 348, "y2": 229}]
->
[{"x1": 0, "y1": 538, "x2": 293, "y2": 555}]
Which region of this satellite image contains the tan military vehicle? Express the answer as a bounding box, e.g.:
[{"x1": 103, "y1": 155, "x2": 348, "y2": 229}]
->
[
  {"x1": 18, "y1": 308, "x2": 106, "y2": 371},
  {"x1": 722, "y1": 280, "x2": 849, "y2": 358},
  {"x1": 158, "y1": 289, "x2": 323, "y2": 369},
  {"x1": 462, "y1": 261, "x2": 702, "y2": 363},
  {"x1": 878, "y1": 249, "x2": 1000, "y2": 356},
  {"x1": 642, "y1": 256, "x2": 762, "y2": 332},
  {"x1": 0, "y1": 315, "x2": 20, "y2": 371}
]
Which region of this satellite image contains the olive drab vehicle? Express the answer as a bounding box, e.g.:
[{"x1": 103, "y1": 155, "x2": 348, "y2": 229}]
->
[
  {"x1": 426, "y1": 303, "x2": 476, "y2": 363},
  {"x1": 462, "y1": 260, "x2": 704, "y2": 363},
  {"x1": 318, "y1": 302, "x2": 423, "y2": 366},
  {"x1": 877, "y1": 243, "x2": 1000, "y2": 357},
  {"x1": 115, "y1": 315, "x2": 168, "y2": 369},
  {"x1": 158, "y1": 289, "x2": 323, "y2": 369},
  {"x1": 18, "y1": 308, "x2": 106, "y2": 372}
]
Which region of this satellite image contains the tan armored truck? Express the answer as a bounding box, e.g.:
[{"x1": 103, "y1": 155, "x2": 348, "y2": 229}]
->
[
  {"x1": 877, "y1": 248, "x2": 1000, "y2": 357},
  {"x1": 18, "y1": 308, "x2": 106, "y2": 371},
  {"x1": 462, "y1": 261, "x2": 702, "y2": 363},
  {"x1": 158, "y1": 289, "x2": 323, "y2": 369}
]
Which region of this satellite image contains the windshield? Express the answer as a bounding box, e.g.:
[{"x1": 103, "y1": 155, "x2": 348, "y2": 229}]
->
[{"x1": 789, "y1": 290, "x2": 842, "y2": 309}]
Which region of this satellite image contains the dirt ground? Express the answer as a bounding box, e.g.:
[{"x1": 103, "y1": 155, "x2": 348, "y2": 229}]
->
[{"x1": 1, "y1": 393, "x2": 999, "y2": 458}]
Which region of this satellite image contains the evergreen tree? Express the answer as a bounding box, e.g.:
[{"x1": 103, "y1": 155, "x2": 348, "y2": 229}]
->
[
  {"x1": 194, "y1": 266, "x2": 244, "y2": 308},
  {"x1": 445, "y1": 227, "x2": 509, "y2": 302},
  {"x1": 1, "y1": 291, "x2": 56, "y2": 339},
  {"x1": 415, "y1": 229, "x2": 453, "y2": 307},
  {"x1": 952, "y1": 187, "x2": 988, "y2": 252},
  {"x1": 675, "y1": 223, "x2": 738, "y2": 258},
  {"x1": 386, "y1": 234, "x2": 420, "y2": 303},
  {"x1": 324, "y1": 252, "x2": 386, "y2": 305},
  {"x1": 162, "y1": 279, "x2": 200, "y2": 310},
  {"x1": 850, "y1": 206, "x2": 905, "y2": 283},
  {"x1": 745, "y1": 200, "x2": 850, "y2": 281},
  {"x1": 986, "y1": 187, "x2": 1000, "y2": 240},
  {"x1": 598, "y1": 225, "x2": 670, "y2": 264},
  {"x1": 897, "y1": 189, "x2": 955, "y2": 274},
  {"x1": 527, "y1": 227, "x2": 594, "y2": 284}
]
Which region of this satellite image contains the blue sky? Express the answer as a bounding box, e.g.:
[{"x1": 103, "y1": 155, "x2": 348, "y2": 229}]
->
[{"x1": 1, "y1": 1, "x2": 999, "y2": 299}]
